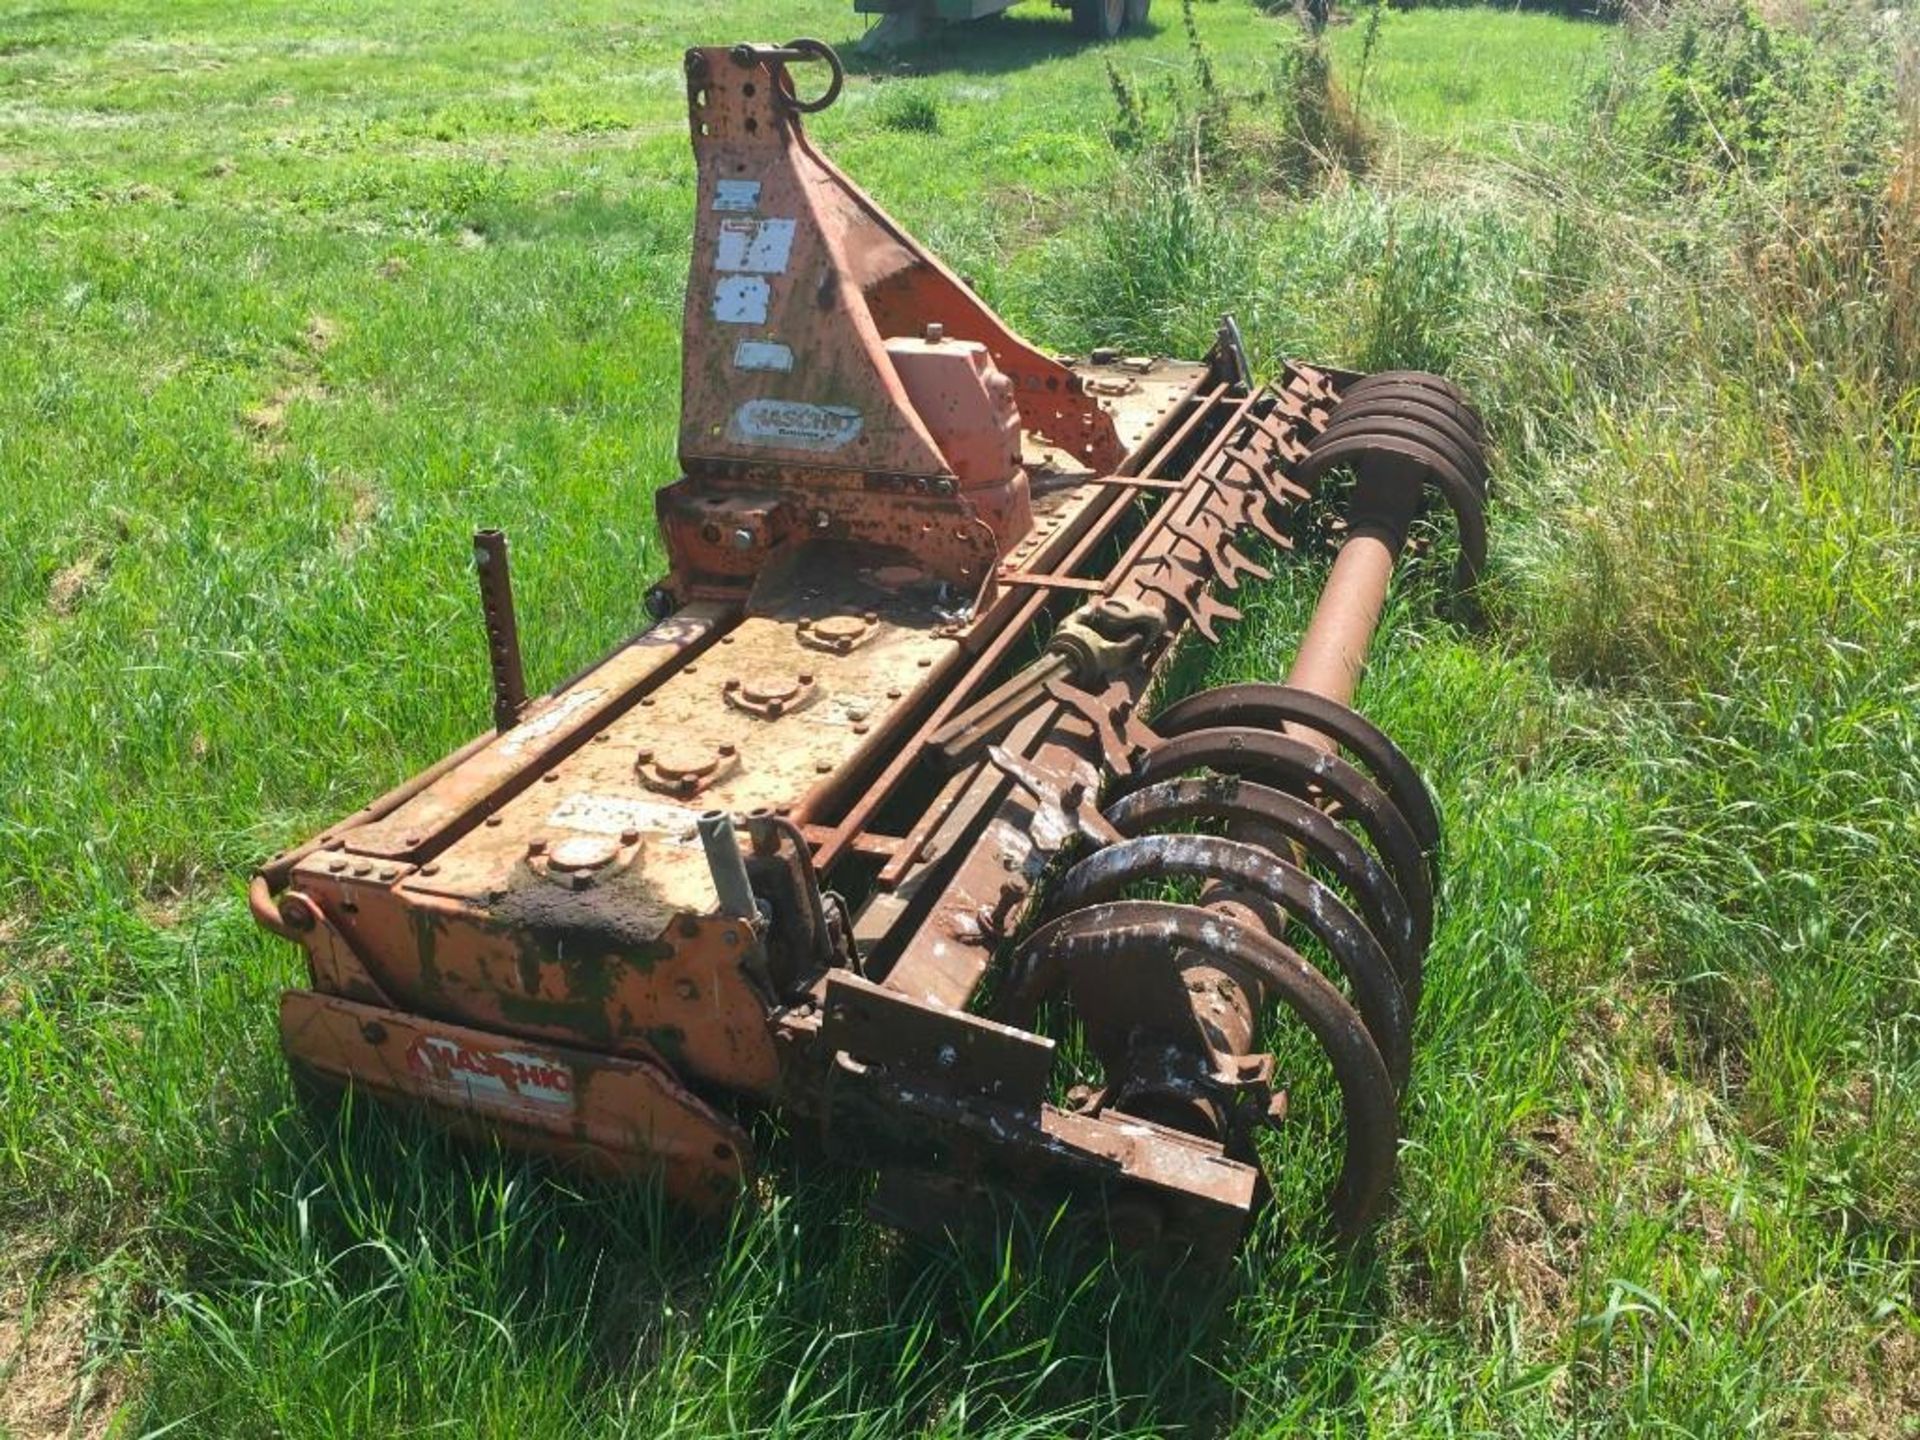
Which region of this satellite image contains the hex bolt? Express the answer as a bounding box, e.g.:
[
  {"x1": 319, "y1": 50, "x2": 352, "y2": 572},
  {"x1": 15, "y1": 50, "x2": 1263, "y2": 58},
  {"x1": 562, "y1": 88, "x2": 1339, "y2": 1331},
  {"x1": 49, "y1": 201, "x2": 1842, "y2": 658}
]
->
[{"x1": 620, "y1": 828, "x2": 640, "y2": 845}]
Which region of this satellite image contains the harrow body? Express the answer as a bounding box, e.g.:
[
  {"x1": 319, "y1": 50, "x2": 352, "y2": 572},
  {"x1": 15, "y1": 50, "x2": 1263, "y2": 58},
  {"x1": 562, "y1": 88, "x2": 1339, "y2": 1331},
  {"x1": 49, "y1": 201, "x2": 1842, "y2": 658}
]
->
[{"x1": 251, "y1": 41, "x2": 1491, "y2": 1267}]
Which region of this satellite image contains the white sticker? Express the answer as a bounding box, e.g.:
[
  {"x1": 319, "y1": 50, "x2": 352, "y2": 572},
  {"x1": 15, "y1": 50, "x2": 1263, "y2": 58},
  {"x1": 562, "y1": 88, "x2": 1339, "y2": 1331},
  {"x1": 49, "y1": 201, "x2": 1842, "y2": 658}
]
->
[
  {"x1": 406, "y1": 1034, "x2": 575, "y2": 1115},
  {"x1": 713, "y1": 179, "x2": 761, "y2": 212},
  {"x1": 713, "y1": 275, "x2": 771, "y2": 325},
  {"x1": 494, "y1": 687, "x2": 606, "y2": 756},
  {"x1": 732, "y1": 340, "x2": 794, "y2": 373},
  {"x1": 715, "y1": 217, "x2": 796, "y2": 274},
  {"x1": 729, "y1": 399, "x2": 863, "y2": 451},
  {"x1": 548, "y1": 792, "x2": 697, "y2": 845}
]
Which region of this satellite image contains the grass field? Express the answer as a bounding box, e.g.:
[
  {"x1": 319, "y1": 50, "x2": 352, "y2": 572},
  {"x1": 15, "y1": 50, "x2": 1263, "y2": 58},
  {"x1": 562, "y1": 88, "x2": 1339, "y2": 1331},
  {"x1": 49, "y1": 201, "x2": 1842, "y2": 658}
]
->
[{"x1": 2, "y1": 0, "x2": 1917, "y2": 1435}]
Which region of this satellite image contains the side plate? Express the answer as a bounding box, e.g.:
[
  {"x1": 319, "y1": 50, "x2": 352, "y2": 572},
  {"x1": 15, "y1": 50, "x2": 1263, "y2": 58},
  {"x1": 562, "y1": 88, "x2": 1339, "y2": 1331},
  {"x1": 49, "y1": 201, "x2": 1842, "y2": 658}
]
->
[{"x1": 281, "y1": 990, "x2": 750, "y2": 1211}]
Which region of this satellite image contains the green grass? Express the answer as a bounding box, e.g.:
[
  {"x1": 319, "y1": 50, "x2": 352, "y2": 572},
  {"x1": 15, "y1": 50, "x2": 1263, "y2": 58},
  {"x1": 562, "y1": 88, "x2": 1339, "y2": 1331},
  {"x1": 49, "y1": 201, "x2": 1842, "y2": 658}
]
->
[
  {"x1": 1325, "y1": 7, "x2": 1615, "y2": 151},
  {"x1": 2, "y1": 0, "x2": 1918, "y2": 1435}
]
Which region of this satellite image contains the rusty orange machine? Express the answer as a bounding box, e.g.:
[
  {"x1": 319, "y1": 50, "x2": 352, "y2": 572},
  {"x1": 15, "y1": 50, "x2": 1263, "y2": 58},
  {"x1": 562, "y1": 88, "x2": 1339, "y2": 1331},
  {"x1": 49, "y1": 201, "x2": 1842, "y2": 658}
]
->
[{"x1": 251, "y1": 40, "x2": 1490, "y2": 1266}]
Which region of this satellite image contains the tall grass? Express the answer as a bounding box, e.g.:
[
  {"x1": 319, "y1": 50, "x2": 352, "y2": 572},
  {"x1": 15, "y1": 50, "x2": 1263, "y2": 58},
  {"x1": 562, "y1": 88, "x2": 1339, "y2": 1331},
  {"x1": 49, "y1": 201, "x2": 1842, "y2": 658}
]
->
[{"x1": 1017, "y1": 0, "x2": 1920, "y2": 1426}]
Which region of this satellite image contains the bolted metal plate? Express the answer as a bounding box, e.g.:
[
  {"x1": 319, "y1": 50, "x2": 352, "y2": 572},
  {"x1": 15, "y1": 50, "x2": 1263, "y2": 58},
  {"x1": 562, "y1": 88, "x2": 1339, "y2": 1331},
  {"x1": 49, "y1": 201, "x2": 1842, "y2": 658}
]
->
[{"x1": 821, "y1": 972, "x2": 1053, "y2": 1117}]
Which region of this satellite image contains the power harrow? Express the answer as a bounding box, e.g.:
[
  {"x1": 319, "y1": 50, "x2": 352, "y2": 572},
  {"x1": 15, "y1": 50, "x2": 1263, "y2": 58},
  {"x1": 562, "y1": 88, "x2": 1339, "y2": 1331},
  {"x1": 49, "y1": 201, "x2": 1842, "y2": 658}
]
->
[{"x1": 251, "y1": 41, "x2": 1491, "y2": 1268}]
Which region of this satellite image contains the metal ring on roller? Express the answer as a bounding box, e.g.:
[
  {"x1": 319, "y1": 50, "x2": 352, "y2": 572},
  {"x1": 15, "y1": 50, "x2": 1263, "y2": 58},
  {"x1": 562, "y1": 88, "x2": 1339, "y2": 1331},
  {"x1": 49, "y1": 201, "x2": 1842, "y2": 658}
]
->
[
  {"x1": 1149, "y1": 683, "x2": 1442, "y2": 864},
  {"x1": 1314, "y1": 402, "x2": 1489, "y2": 494},
  {"x1": 1331, "y1": 378, "x2": 1486, "y2": 446},
  {"x1": 1310, "y1": 412, "x2": 1489, "y2": 501},
  {"x1": 1103, "y1": 775, "x2": 1426, "y2": 1005},
  {"x1": 1006, "y1": 900, "x2": 1399, "y2": 1233},
  {"x1": 1047, "y1": 835, "x2": 1412, "y2": 1090},
  {"x1": 1294, "y1": 432, "x2": 1489, "y2": 596},
  {"x1": 1343, "y1": 370, "x2": 1484, "y2": 432},
  {"x1": 1114, "y1": 727, "x2": 1433, "y2": 962}
]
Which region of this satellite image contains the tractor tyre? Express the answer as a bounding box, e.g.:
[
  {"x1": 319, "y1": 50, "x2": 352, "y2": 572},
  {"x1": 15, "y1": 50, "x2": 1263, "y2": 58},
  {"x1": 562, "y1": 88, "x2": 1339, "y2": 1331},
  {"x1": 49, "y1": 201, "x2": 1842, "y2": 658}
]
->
[
  {"x1": 1072, "y1": 0, "x2": 1126, "y2": 38},
  {"x1": 1125, "y1": 0, "x2": 1151, "y2": 25}
]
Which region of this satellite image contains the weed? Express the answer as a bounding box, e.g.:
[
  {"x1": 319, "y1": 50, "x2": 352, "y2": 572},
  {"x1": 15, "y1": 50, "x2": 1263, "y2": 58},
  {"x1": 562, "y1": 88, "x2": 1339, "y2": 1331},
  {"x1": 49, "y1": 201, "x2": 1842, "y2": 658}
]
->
[{"x1": 874, "y1": 83, "x2": 941, "y2": 135}]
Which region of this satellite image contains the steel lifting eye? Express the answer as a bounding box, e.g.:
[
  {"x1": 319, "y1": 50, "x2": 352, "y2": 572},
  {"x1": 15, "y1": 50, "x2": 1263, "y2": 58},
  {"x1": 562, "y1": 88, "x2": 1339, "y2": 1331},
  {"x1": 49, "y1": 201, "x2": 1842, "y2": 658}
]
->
[{"x1": 775, "y1": 38, "x2": 844, "y2": 114}]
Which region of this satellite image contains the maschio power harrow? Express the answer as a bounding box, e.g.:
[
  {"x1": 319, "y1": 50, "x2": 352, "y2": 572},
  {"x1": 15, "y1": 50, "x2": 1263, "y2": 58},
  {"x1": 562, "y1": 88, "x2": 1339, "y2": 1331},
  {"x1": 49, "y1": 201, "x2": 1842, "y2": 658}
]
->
[{"x1": 252, "y1": 41, "x2": 1490, "y2": 1268}]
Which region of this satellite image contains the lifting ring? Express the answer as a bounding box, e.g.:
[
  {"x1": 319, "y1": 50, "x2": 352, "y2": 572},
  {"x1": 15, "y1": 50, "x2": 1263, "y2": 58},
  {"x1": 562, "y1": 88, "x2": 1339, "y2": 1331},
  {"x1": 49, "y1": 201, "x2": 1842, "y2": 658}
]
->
[{"x1": 777, "y1": 38, "x2": 845, "y2": 114}]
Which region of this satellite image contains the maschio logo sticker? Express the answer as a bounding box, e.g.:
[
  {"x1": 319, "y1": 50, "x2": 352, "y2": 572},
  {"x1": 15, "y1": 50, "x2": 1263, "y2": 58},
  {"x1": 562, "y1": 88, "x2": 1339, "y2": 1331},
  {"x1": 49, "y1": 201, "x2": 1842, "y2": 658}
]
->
[
  {"x1": 729, "y1": 399, "x2": 863, "y2": 451},
  {"x1": 406, "y1": 1034, "x2": 576, "y2": 1115}
]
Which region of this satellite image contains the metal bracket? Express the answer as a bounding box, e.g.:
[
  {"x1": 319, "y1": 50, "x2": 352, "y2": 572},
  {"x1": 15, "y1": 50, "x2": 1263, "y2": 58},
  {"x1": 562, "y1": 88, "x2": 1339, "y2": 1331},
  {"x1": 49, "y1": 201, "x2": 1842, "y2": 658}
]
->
[
  {"x1": 277, "y1": 889, "x2": 395, "y2": 1007},
  {"x1": 821, "y1": 972, "x2": 1053, "y2": 1121},
  {"x1": 1042, "y1": 676, "x2": 1158, "y2": 779},
  {"x1": 984, "y1": 744, "x2": 1122, "y2": 848}
]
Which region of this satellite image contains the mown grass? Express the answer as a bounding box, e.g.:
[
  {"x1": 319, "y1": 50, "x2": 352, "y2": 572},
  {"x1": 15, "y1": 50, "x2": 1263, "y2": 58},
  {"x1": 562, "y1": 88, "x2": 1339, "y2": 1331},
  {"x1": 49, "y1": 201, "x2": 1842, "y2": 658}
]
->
[{"x1": 1, "y1": 0, "x2": 1917, "y2": 1435}]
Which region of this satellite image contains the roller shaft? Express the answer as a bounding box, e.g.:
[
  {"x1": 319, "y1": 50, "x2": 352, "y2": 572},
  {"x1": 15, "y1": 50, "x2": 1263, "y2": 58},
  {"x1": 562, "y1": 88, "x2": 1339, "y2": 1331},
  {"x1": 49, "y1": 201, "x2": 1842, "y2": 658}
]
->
[{"x1": 1284, "y1": 460, "x2": 1424, "y2": 713}]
